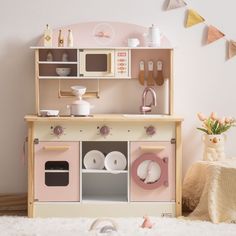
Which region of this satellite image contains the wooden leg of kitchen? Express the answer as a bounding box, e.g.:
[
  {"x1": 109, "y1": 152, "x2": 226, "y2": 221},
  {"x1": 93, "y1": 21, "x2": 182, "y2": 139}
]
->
[
  {"x1": 175, "y1": 121, "x2": 182, "y2": 216},
  {"x1": 27, "y1": 122, "x2": 34, "y2": 218}
]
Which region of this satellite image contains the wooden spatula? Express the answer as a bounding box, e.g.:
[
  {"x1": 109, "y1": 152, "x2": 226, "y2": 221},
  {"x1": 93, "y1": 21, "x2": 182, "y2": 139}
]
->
[
  {"x1": 147, "y1": 60, "x2": 155, "y2": 86},
  {"x1": 138, "y1": 60, "x2": 145, "y2": 85},
  {"x1": 156, "y1": 60, "x2": 164, "y2": 86}
]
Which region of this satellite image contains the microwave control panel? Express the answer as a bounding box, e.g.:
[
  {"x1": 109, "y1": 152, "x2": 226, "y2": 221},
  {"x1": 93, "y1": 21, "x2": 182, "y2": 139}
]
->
[{"x1": 115, "y1": 50, "x2": 130, "y2": 78}]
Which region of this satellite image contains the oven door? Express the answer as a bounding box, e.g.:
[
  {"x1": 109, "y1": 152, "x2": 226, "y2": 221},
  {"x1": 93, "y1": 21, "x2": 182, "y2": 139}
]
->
[
  {"x1": 34, "y1": 142, "x2": 80, "y2": 202},
  {"x1": 79, "y1": 49, "x2": 114, "y2": 77}
]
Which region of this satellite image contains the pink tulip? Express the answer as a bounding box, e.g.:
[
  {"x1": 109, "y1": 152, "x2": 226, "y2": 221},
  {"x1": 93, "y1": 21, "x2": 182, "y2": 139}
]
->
[
  {"x1": 218, "y1": 117, "x2": 226, "y2": 125},
  {"x1": 225, "y1": 117, "x2": 233, "y2": 123},
  {"x1": 210, "y1": 112, "x2": 217, "y2": 120},
  {"x1": 197, "y1": 112, "x2": 206, "y2": 121}
]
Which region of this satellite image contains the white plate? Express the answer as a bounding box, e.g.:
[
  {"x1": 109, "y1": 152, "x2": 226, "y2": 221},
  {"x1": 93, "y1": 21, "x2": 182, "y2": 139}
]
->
[
  {"x1": 40, "y1": 109, "x2": 59, "y2": 116},
  {"x1": 105, "y1": 151, "x2": 127, "y2": 171},
  {"x1": 84, "y1": 150, "x2": 105, "y2": 170},
  {"x1": 137, "y1": 160, "x2": 161, "y2": 183}
]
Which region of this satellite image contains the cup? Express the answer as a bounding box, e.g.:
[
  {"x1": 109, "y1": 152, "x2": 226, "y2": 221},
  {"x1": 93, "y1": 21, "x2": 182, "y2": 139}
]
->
[{"x1": 128, "y1": 38, "x2": 140, "y2": 47}]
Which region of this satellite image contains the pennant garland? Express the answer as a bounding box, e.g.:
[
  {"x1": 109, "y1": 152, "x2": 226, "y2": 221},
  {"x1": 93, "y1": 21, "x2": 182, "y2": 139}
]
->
[
  {"x1": 207, "y1": 25, "x2": 225, "y2": 44},
  {"x1": 166, "y1": 0, "x2": 187, "y2": 10},
  {"x1": 165, "y1": 2, "x2": 235, "y2": 60},
  {"x1": 228, "y1": 40, "x2": 236, "y2": 59},
  {"x1": 185, "y1": 9, "x2": 205, "y2": 28}
]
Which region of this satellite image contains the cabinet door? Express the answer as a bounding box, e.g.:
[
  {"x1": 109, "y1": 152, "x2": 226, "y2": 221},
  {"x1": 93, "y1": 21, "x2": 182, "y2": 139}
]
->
[
  {"x1": 34, "y1": 142, "x2": 80, "y2": 201},
  {"x1": 130, "y1": 141, "x2": 175, "y2": 202}
]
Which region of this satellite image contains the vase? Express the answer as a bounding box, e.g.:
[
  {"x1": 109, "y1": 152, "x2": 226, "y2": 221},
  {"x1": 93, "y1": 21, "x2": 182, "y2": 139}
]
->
[{"x1": 202, "y1": 134, "x2": 226, "y2": 161}]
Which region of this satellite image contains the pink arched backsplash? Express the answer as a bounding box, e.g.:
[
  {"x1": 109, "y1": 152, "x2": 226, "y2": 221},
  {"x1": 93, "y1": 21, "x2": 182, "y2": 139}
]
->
[{"x1": 38, "y1": 21, "x2": 172, "y2": 48}]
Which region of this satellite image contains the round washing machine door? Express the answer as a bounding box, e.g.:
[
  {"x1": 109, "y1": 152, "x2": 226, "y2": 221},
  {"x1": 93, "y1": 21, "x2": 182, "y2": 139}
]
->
[{"x1": 131, "y1": 153, "x2": 168, "y2": 190}]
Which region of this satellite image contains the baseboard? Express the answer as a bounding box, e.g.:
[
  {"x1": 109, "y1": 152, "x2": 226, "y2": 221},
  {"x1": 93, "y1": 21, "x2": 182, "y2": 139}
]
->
[{"x1": 0, "y1": 193, "x2": 27, "y2": 216}]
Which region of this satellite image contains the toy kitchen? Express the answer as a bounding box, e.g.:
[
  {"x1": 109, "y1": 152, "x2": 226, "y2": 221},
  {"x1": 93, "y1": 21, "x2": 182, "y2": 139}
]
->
[{"x1": 25, "y1": 22, "x2": 183, "y2": 218}]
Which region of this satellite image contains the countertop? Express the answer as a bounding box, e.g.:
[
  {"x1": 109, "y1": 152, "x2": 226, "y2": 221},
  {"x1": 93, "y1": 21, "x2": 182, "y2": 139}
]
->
[{"x1": 24, "y1": 114, "x2": 184, "y2": 122}]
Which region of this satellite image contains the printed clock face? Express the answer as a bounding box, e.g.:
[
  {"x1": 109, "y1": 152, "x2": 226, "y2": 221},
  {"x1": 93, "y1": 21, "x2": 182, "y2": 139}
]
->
[
  {"x1": 137, "y1": 160, "x2": 161, "y2": 184},
  {"x1": 93, "y1": 23, "x2": 115, "y2": 45}
]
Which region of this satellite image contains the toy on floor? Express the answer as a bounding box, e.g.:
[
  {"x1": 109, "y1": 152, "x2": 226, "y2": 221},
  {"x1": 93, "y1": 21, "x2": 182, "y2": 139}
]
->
[
  {"x1": 89, "y1": 218, "x2": 118, "y2": 235},
  {"x1": 141, "y1": 216, "x2": 154, "y2": 229}
]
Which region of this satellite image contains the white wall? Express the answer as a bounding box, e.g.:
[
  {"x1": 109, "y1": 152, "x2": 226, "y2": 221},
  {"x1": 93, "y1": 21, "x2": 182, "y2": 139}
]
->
[{"x1": 0, "y1": 0, "x2": 236, "y2": 193}]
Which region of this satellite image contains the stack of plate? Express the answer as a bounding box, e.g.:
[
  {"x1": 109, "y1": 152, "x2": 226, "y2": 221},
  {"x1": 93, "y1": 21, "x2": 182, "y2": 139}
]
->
[{"x1": 83, "y1": 150, "x2": 127, "y2": 171}]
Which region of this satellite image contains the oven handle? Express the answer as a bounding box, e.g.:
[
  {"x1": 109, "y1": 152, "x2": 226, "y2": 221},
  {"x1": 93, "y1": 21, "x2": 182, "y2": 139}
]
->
[
  {"x1": 139, "y1": 146, "x2": 165, "y2": 152},
  {"x1": 43, "y1": 146, "x2": 70, "y2": 151}
]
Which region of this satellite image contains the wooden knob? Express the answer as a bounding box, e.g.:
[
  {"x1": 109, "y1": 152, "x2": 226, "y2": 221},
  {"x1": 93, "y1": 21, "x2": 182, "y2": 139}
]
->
[
  {"x1": 146, "y1": 126, "x2": 156, "y2": 136},
  {"x1": 53, "y1": 125, "x2": 64, "y2": 136},
  {"x1": 100, "y1": 126, "x2": 110, "y2": 137}
]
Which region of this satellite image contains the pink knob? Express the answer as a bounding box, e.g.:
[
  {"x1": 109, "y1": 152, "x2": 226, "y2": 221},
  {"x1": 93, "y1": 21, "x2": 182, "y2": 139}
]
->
[
  {"x1": 146, "y1": 126, "x2": 156, "y2": 136},
  {"x1": 53, "y1": 125, "x2": 64, "y2": 136},
  {"x1": 100, "y1": 125, "x2": 110, "y2": 137}
]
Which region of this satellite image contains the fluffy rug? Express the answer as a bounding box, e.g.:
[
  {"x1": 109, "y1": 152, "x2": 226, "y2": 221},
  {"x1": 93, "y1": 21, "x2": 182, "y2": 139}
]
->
[{"x1": 0, "y1": 216, "x2": 236, "y2": 236}]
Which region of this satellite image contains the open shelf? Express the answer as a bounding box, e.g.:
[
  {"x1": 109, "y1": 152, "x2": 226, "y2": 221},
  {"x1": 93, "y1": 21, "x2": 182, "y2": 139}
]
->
[
  {"x1": 82, "y1": 195, "x2": 128, "y2": 203},
  {"x1": 82, "y1": 172, "x2": 128, "y2": 202},
  {"x1": 38, "y1": 48, "x2": 77, "y2": 62}
]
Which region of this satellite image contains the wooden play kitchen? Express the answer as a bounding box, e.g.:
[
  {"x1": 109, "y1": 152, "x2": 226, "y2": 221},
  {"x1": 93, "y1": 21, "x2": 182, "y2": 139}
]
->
[{"x1": 25, "y1": 22, "x2": 183, "y2": 218}]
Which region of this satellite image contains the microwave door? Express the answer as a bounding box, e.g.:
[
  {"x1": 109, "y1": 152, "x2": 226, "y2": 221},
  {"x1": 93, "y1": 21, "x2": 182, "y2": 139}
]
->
[{"x1": 80, "y1": 50, "x2": 114, "y2": 77}]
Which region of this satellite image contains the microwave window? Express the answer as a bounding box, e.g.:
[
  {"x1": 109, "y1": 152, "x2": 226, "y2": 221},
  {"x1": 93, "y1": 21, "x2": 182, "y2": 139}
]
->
[{"x1": 86, "y1": 54, "x2": 107, "y2": 72}]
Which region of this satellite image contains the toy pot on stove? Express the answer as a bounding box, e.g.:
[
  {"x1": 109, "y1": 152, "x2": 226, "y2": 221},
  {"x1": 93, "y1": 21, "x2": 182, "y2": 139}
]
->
[{"x1": 67, "y1": 86, "x2": 93, "y2": 116}]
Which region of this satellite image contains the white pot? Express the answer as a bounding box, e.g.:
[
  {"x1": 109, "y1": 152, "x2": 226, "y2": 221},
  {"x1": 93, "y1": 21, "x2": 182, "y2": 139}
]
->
[
  {"x1": 202, "y1": 134, "x2": 226, "y2": 161},
  {"x1": 67, "y1": 99, "x2": 92, "y2": 116}
]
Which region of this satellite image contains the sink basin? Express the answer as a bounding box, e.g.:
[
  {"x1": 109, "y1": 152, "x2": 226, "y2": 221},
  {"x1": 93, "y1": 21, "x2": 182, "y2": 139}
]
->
[{"x1": 123, "y1": 114, "x2": 168, "y2": 118}]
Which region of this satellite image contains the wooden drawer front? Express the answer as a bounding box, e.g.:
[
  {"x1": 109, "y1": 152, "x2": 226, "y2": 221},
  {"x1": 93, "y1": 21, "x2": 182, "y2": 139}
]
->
[
  {"x1": 34, "y1": 141, "x2": 80, "y2": 201},
  {"x1": 130, "y1": 141, "x2": 175, "y2": 202}
]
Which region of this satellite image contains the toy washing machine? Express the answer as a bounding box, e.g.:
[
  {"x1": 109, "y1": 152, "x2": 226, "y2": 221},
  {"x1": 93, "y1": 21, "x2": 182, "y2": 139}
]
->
[{"x1": 130, "y1": 141, "x2": 175, "y2": 202}]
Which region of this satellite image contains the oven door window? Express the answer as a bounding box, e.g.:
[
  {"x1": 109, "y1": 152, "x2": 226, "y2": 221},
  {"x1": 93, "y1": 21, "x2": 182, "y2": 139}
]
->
[
  {"x1": 45, "y1": 161, "x2": 69, "y2": 186},
  {"x1": 85, "y1": 54, "x2": 107, "y2": 72}
]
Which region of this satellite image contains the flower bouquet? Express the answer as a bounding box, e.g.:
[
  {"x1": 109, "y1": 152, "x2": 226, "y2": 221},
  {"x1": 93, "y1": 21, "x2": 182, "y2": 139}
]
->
[{"x1": 197, "y1": 112, "x2": 236, "y2": 135}]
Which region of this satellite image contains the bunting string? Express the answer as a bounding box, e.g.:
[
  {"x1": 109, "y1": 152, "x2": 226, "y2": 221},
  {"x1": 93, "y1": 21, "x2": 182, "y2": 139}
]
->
[{"x1": 166, "y1": 0, "x2": 235, "y2": 59}]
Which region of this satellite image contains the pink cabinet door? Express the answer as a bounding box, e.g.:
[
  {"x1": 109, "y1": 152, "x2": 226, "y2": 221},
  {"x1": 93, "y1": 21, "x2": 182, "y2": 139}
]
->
[
  {"x1": 34, "y1": 142, "x2": 80, "y2": 201},
  {"x1": 130, "y1": 141, "x2": 175, "y2": 202}
]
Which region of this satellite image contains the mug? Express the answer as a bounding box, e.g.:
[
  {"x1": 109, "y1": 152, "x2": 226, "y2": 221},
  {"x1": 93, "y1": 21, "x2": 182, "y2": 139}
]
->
[{"x1": 128, "y1": 38, "x2": 140, "y2": 47}]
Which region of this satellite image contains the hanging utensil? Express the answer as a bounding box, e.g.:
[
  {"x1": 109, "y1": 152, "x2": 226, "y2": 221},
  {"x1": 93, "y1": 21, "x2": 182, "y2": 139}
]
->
[
  {"x1": 156, "y1": 60, "x2": 164, "y2": 86},
  {"x1": 138, "y1": 60, "x2": 145, "y2": 85},
  {"x1": 147, "y1": 60, "x2": 155, "y2": 86}
]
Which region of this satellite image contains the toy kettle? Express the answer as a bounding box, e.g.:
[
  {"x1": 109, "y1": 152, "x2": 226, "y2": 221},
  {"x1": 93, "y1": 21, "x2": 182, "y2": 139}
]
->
[{"x1": 147, "y1": 24, "x2": 161, "y2": 47}]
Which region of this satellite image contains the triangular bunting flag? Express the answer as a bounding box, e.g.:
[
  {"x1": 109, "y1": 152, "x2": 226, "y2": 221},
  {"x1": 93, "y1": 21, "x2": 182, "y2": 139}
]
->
[
  {"x1": 186, "y1": 9, "x2": 205, "y2": 28},
  {"x1": 207, "y1": 25, "x2": 225, "y2": 44},
  {"x1": 228, "y1": 40, "x2": 236, "y2": 59},
  {"x1": 166, "y1": 0, "x2": 187, "y2": 10}
]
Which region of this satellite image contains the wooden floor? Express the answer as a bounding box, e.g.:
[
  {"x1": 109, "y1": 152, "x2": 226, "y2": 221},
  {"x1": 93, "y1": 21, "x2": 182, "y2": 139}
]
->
[{"x1": 0, "y1": 193, "x2": 27, "y2": 216}]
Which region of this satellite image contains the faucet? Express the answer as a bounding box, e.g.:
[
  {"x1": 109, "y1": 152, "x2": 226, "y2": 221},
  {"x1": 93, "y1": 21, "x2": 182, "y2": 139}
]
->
[{"x1": 140, "y1": 87, "x2": 157, "y2": 114}]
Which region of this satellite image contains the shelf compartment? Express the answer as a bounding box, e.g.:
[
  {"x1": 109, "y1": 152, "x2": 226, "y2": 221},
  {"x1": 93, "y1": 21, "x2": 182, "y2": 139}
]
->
[
  {"x1": 82, "y1": 141, "x2": 128, "y2": 170},
  {"x1": 82, "y1": 172, "x2": 128, "y2": 202},
  {"x1": 131, "y1": 49, "x2": 171, "y2": 79},
  {"x1": 39, "y1": 64, "x2": 77, "y2": 77},
  {"x1": 38, "y1": 49, "x2": 77, "y2": 62}
]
